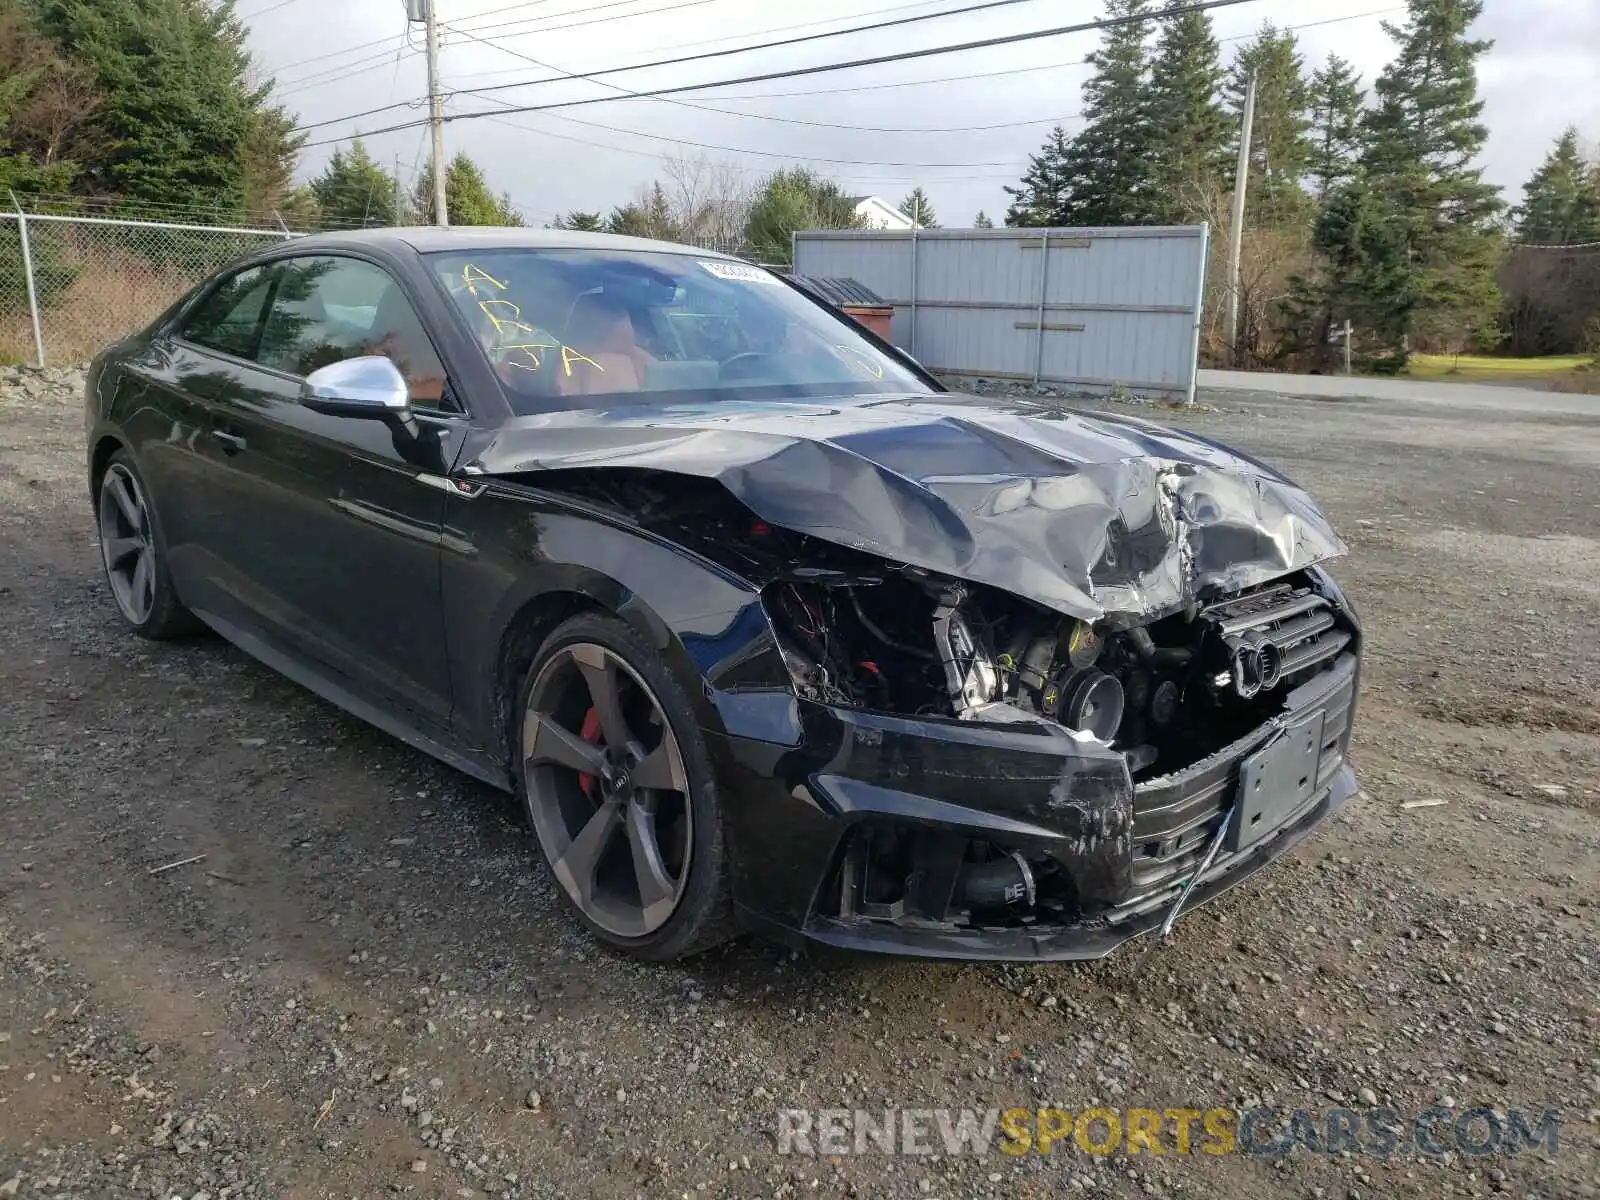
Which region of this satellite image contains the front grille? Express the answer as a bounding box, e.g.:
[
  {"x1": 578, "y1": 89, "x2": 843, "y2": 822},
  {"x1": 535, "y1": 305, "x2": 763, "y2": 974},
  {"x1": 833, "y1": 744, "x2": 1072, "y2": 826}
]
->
[
  {"x1": 1127, "y1": 641, "x2": 1358, "y2": 899},
  {"x1": 1207, "y1": 583, "x2": 1351, "y2": 679}
]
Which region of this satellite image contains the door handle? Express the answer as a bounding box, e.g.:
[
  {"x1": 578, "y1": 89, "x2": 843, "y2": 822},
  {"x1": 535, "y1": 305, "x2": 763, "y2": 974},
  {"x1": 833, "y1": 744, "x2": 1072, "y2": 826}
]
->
[{"x1": 211, "y1": 429, "x2": 247, "y2": 454}]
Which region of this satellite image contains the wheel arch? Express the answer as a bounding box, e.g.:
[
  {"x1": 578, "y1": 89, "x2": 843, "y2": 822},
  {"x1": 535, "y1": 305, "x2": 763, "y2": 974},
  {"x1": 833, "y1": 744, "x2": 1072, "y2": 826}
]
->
[
  {"x1": 486, "y1": 567, "x2": 724, "y2": 764},
  {"x1": 89, "y1": 433, "x2": 126, "y2": 499},
  {"x1": 455, "y1": 494, "x2": 796, "y2": 773},
  {"x1": 490, "y1": 588, "x2": 610, "y2": 774}
]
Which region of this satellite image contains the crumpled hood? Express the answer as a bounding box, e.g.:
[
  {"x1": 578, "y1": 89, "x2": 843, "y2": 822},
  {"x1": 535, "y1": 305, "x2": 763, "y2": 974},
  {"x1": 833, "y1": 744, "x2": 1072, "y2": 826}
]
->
[{"x1": 463, "y1": 391, "x2": 1346, "y2": 622}]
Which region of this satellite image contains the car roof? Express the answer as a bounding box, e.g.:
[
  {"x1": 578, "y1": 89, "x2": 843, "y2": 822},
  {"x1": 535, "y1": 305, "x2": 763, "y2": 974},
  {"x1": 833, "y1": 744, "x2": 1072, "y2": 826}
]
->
[{"x1": 282, "y1": 226, "x2": 742, "y2": 261}]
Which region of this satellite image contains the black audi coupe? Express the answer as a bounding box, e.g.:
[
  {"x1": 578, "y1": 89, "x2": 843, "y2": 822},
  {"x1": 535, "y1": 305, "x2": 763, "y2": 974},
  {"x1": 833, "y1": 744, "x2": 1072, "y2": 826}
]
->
[{"x1": 84, "y1": 228, "x2": 1361, "y2": 962}]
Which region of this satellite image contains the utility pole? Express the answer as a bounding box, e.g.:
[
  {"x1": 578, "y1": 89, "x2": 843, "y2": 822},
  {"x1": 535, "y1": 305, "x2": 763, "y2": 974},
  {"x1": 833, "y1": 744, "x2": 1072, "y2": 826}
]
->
[
  {"x1": 1225, "y1": 71, "x2": 1257, "y2": 368},
  {"x1": 1343, "y1": 319, "x2": 1353, "y2": 375},
  {"x1": 393, "y1": 154, "x2": 403, "y2": 227},
  {"x1": 424, "y1": 0, "x2": 448, "y2": 227}
]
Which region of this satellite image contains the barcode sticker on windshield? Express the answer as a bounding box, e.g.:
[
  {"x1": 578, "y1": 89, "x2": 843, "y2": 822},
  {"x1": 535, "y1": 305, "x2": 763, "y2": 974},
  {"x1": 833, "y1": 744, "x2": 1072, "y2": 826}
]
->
[{"x1": 698, "y1": 260, "x2": 778, "y2": 284}]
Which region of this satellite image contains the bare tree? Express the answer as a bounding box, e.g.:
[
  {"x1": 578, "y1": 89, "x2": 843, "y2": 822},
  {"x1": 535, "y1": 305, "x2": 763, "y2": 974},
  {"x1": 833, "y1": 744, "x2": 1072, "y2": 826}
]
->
[
  {"x1": 659, "y1": 151, "x2": 751, "y2": 252},
  {"x1": 1181, "y1": 168, "x2": 1313, "y2": 367},
  {"x1": 0, "y1": 8, "x2": 103, "y2": 168}
]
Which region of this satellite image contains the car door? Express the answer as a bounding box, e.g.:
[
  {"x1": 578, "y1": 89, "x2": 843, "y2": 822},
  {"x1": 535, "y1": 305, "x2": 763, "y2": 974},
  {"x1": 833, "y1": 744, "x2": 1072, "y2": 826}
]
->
[
  {"x1": 195, "y1": 253, "x2": 464, "y2": 735},
  {"x1": 134, "y1": 263, "x2": 280, "y2": 614}
]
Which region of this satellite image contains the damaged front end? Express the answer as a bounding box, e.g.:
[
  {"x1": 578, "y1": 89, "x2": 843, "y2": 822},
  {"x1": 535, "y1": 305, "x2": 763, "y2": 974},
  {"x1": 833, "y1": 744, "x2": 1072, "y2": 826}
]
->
[
  {"x1": 755, "y1": 557, "x2": 1360, "y2": 959},
  {"x1": 509, "y1": 429, "x2": 1360, "y2": 960}
]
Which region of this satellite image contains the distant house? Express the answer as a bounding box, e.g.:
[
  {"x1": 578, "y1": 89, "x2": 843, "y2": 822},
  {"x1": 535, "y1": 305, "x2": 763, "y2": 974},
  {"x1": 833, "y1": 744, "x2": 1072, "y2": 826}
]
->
[{"x1": 847, "y1": 196, "x2": 916, "y2": 231}]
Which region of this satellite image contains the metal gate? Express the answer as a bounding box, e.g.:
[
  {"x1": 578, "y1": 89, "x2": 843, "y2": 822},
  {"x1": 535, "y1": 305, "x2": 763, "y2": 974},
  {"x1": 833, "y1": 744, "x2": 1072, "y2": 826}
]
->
[{"x1": 793, "y1": 224, "x2": 1210, "y2": 402}]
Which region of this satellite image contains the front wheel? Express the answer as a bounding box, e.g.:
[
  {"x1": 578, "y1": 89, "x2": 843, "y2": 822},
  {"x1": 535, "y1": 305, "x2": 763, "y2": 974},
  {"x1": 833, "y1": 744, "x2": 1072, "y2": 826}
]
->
[
  {"x1": 95, "y1": 452, "x2": 197, "y2": 640},
  {"x1": 515, "y1": 613, "x2": 735, "y2": 960}
]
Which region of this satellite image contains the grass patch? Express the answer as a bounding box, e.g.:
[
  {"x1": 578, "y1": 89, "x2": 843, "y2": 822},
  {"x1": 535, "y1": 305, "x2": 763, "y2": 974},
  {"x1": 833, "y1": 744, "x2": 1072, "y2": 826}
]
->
[{"x1": 1405, "y1": 352, "x2": 1596, "y2": 387}]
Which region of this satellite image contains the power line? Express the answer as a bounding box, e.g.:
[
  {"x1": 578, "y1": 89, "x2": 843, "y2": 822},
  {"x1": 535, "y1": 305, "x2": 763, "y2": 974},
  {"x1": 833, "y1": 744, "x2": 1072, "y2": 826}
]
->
[
  {"x1": 297, "y1": 0, "x2": 1072, "y2": 132},
  {"x1": 445, "y1": 0, "x2": 956, "y2": 84},
  {"x1": 261, "y1": 0, "x2": 698, "y2": 91},
  {"x1": 299, "y1": 0, "x2": 1267, "y2": 144},
  {"x1": 451, "y1": 0, "x2": 1071, "y2": 105},
  {"x1": 274, "y1": 46, "x2": 420, "y2": 99},
  {"x1": 476, "y1": 112, "x2": 1018, "y2": 185},
  {"x1": 443, "y1": 20, "x2": 1083, "y2": 135},
  {"x1": 686, "y1": 6, "x2": 1404, "y2": 103},
  {"x1": 449, "y1": 0, "x2": 717, "y2": 42},
  {"x1": 236, "y1": 0, "x2": 305, "y2": 19},
  {"x1": 270, "y1": 35, "x2": 407, "y2": 83},
  {"x1": 471, "y1": 92, "x2": 1017, "y2": 167},
  {"x1": 446, "y1": 0, "x2": 582, "y2": 32}
]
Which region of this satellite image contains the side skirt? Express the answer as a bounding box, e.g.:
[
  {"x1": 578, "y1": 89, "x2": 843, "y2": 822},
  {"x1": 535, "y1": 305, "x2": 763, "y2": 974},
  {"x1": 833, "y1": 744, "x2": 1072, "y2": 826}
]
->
[{"x1": 192, "y1": 609, "x2": 512, "y2": 794}]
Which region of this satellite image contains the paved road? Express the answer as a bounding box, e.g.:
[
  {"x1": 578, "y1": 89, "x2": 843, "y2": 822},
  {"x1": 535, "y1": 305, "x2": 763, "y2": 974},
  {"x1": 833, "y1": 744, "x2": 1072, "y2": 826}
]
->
[{"x1": 1199, "y1": 368, "x2": 1599, "y2": 417}]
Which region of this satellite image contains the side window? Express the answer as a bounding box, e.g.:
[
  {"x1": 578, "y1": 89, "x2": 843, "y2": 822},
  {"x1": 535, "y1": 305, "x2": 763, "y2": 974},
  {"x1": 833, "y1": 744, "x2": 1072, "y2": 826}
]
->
[
  {"x1": 257, "y1": 256, "x2": 451, "y2": 408},
  {"x1": 179, "y1": 266, "x2": 276, "y2": 359}
]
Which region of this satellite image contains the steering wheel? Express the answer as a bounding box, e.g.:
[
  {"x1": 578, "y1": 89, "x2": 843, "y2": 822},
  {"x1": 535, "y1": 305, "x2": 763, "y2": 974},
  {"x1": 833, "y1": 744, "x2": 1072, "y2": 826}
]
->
[{"x1": 718, "y1": 351, "x2": 782, "y2": 382}]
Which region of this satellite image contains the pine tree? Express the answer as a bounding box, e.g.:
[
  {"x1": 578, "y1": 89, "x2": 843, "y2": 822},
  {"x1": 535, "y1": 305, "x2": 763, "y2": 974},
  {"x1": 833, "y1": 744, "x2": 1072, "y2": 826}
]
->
[
  {"x1": 1360, "y1": 0, "x2": 1504, "y2": 354},
  {"x1": 412, "y1": 153, "x2": 522, "y2": 226},
  {"x1": 973, "y1": 210, "x2": 994, "y2": 229},
  {"x1": 1004, "y1": 125, "x2": 1074, "y2": 226},
  {"x1": 1146, "y1": 0, "x2": 1229, "y2": 222},
  {"x1": 1307, "y1": 55, "x2": 1365, "y2": 204},
  {"x1": 606, "y1": 203, "x2": 650, "y2": 238},
  {"x1": 0, "y1": 0, "x2": 85, "y2": 314},
  {"x1": 240, "y1": 106, "x2": 308, "y2": 224},
  {"x1": 603, "y1": 183, "x2": 678, "y2": 240},
  {"x1": 1225, "y1": 24, "x2": 1314, "y2": 229},
  {"x1": 1050, "y1": 0, "x2": 1159, "y2": 226},
  {"x1": 1282, "y1": 179, "x2": 1414, "y2": 371},
  {"x1": 0, "y1": 0, "x2": 101, "y2": 195},
  {"x1": 33, "y1": 0, "x2": 286, "y2": 212},
  {"x1": 311, "y1": 139, "x2": 397, "y2": 228},
  {"x1": 1516, "y1": 127, "x2": 1600, "y2": 245},
  {"x1": 638, "y1": 182, "x2": 677, "y2": 239},
  {"x1": 554, "y1": 211, "x2": 605, "y2": 232},
  {"x1": 899, "y1": 187, "x2": 938, "y2": 228}
]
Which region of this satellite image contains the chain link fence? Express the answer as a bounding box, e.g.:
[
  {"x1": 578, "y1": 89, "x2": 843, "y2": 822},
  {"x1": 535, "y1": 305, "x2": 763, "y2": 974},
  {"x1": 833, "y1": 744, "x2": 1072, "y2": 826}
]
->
[
  {"x1": 1, "y1": 211, "x2": 295, "y2": 367},
  {"x1": 0, "y1": 207, "x2": 789, "y2": 367}
]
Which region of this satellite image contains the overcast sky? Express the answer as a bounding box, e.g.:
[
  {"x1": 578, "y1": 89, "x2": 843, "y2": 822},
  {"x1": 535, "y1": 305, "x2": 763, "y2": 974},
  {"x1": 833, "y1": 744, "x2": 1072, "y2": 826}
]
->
[{"x1": 249, "y1": 0, "x2": 1600, "y2": 228}]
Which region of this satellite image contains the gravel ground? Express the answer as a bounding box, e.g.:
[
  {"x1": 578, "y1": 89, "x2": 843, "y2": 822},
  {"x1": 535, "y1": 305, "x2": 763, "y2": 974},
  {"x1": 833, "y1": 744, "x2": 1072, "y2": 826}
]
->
[{"x1": 1, "y1": 366, "x2": 1596, "y2": 1199}]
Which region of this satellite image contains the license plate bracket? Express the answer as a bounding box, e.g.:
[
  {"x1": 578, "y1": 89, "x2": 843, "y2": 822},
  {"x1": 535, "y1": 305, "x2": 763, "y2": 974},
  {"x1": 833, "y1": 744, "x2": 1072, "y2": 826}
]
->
[{"x1": 1228, "y1": 710, "x2": 1326, "y2": 852}]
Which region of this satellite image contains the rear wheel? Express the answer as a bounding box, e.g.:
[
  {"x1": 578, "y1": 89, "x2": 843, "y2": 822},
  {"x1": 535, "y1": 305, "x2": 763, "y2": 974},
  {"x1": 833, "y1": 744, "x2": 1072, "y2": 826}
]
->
[
  {"x1": 96, "y1": 453, "x2": 196, "y2": 640},
  {"x1": 516, "y1": 613, "x2": 734, "y2": 960}
]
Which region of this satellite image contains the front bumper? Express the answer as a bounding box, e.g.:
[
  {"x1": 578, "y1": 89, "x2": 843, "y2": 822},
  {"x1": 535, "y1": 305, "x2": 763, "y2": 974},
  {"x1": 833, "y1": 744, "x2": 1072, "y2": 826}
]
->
[{"x1": 709, "y1": 649, "x2": 1359, "y2": 963}]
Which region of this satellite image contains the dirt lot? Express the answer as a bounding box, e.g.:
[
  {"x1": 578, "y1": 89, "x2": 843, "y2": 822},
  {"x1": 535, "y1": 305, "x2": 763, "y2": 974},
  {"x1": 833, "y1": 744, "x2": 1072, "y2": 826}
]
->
[{"x1": 2, "y1": 369, "x2": 1596, "y2": 1200}]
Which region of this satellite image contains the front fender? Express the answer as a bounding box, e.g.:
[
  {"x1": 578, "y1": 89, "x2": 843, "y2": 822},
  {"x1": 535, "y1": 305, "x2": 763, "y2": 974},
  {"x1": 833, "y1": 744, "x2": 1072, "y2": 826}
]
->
[{"x1": 441, "y1": 479, "x2": 795, "y2": 760}]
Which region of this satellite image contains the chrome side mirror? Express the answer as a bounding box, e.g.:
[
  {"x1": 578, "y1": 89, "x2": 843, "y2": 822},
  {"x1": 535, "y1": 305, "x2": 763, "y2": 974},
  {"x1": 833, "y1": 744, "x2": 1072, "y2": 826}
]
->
[{"x1": 302, "y1": 355, "x2": 411, "y2": 419}]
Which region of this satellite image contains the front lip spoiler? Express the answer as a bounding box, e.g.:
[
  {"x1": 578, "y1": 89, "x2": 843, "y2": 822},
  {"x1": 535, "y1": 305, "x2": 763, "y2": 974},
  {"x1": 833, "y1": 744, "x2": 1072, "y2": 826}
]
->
[{"x1": 789, "y1": 763, "x2": 1357, "y2": 963}]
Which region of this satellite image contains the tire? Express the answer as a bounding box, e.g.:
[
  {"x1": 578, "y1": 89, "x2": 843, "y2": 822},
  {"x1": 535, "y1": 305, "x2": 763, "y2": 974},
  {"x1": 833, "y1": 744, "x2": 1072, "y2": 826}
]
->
[
  {"x1": 95, "y1": 451, "x2": 198, "y2": 640},
  {"x1": 514, "y1": 612, "x2": 736, "y2": 961}
]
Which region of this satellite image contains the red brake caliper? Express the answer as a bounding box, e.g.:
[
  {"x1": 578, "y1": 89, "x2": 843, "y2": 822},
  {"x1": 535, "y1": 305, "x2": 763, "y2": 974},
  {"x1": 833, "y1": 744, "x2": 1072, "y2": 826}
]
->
[{"x1": 577, "y1": 706, "x2": 603, "y2": 799}]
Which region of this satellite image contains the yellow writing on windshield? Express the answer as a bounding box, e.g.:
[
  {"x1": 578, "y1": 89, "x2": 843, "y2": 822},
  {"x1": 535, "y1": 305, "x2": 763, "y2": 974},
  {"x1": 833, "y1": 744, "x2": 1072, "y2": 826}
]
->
[
  {"x1": 461, "y1": 263, "x2": 507, "y2": 297},
  {"x1": 829, "y1": 344, "x2": 886, "y2": 380},
  {"x1": 460, "y1": 263, "x2": 603, "y2": 377},
  {"x1": 498, "y1": 342, "x2": 560, "y2": 372},
  {"x1": 478, "y1": 298, "x2": 540, "y2": 340},
  {"x1": 560, "y1": 345, "x2": 603, "y2": 375}
]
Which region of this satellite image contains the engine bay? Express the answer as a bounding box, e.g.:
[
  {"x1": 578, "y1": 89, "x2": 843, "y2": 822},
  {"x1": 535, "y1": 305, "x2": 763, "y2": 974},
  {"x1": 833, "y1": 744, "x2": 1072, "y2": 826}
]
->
[
  {"x1": 767, "y1": 569, "x2": 1351, "y2": 780},
  {"x1": 528, "y1": 467, "x2": 1351, "y2": 782}
]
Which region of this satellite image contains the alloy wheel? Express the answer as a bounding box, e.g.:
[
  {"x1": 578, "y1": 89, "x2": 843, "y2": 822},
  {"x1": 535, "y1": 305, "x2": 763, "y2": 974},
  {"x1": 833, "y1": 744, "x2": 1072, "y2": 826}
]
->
[
  {"x1": 522, "y1": 642, "x2": 692, "y2": 938},
  {"x1": 98, "y1": 463, "x2": 156, "y2": 626}
]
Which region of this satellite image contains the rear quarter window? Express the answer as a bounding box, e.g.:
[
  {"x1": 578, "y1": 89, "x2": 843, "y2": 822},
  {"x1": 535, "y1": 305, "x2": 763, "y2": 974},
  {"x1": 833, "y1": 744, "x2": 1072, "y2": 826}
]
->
[{"x1": 179, "y1": 266, "x2": 276, "y2": 359}]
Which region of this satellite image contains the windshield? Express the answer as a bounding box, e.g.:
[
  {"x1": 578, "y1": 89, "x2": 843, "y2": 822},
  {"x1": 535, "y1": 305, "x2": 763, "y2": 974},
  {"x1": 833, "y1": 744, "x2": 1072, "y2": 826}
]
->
[{"x1": 425, "y1": 248, "x2": 930, "y2": 411}]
